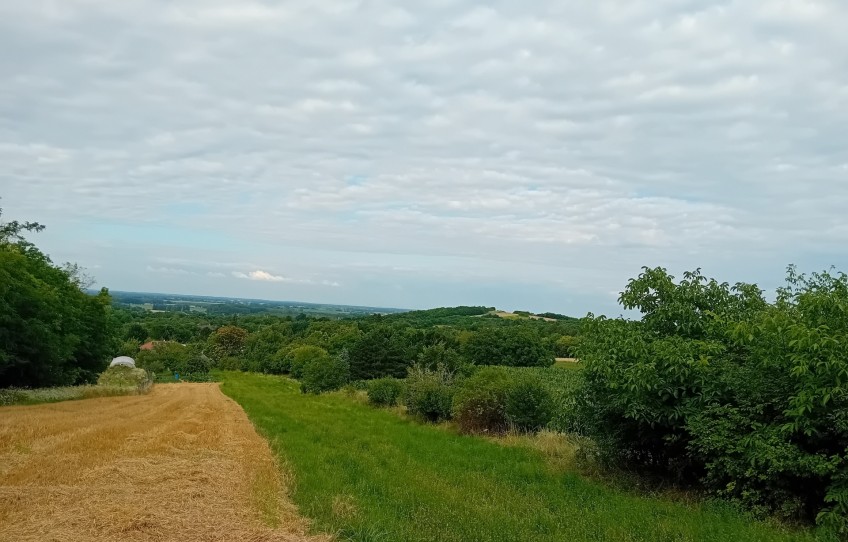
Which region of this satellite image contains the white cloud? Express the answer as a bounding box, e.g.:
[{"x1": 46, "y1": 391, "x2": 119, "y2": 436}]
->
[
  {"x1": 2, "y1": 0, "x2": 848, "y2": 313},
  {"x1": 232, "y1": 270, "x2": 288, "y2": 282}
]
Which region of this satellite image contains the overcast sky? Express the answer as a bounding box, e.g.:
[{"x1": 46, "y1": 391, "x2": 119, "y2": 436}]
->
[{"x1": 2, "y1": 1, "x2": 847, "y2": 315}]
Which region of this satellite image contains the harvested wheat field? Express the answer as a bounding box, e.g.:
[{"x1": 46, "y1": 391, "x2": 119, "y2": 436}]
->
[{"x1": 0, "y1": 383, "x2": 326, "y2": 542}]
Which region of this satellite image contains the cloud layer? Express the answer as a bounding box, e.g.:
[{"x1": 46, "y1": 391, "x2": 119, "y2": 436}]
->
[{"x1": 2, "y1": 1, "x2": 848, "y2": 314}]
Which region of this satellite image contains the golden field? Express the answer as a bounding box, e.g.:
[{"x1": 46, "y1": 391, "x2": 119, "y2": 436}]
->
[{"x1": 0, "y1": 383, "x2": 324, "y2": 542}]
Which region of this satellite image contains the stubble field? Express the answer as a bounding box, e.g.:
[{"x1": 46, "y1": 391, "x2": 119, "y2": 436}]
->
[{"x1": 0, "y1": 383, "x2": 323, "y2": 542}]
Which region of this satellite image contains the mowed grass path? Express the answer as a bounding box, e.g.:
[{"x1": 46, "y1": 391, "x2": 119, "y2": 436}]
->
[{"x1": 221, "y1": 372, "x2": 816, "y2": 542}]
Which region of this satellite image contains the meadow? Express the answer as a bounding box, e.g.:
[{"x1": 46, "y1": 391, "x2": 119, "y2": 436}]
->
[{"x1": 221, "y1": 371, "x2": 817, "y2": 542}]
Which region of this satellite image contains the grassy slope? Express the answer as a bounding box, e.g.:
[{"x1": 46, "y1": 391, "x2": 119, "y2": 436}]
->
[{"x1": 221, "y1": 372, "x2": 816, "y2": 542}]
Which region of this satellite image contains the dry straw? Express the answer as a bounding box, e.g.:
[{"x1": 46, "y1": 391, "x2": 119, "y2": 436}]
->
[{"x1": 0, "y1": 384, "x2": 330, "y2": 542}]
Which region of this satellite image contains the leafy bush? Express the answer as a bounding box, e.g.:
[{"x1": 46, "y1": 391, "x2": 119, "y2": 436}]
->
[
  {"x1": 452, "y1": 366, "x2": 512, "y2": 433},
  {"x1": 218, "y1": 356, "x2": 243, "y2": 371},
  {"x1": 497, "y1": 366, "x2": 585, "y2": 434},
  {"x1": 367, "y1": 377, "x2": 405, "y2": 407},
  {"x1": 289, "y1": 345, "x2": 330, "y2": 379},
  {"x1": 404, "y1": 364, "x2": 455, "y2": 422},
  {"x1": 416, "y1": 343, "x2": 469, "y2": 374},
  {"x1": 97, "y1": 365, "x2": 151, "y2": 390},
  {"x1": 577, "y1": 266, "x2": 848, "y2": 534},
  {"x1": 300, "y1": 351, "x2": 350, "y2": 394},
  {"x1": 554, "y1": 335, "x2": 579, "y2": 358},
  {"x1": 505, "y1": 373, "x2": 554, "y2": 432},
  {"x1": 258, "y1": 348, "x2": 290, "y2": 374},
  {"x1": 537, "y1": 367, "x2": 586, "y2": 434}
]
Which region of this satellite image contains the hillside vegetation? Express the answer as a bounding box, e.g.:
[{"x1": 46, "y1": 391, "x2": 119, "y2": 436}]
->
[
  {"x1": 222, "y1": 371, "x2": 813, "y2": 542},
  {"x1": 0, "y1": 207, "x2": 113, "y2": 388}
]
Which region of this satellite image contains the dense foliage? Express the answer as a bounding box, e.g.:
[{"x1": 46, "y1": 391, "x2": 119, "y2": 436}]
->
[
  {"x1": 464, "y1": 326, "x2": 555, "y2": 367},
  {"x1": 288, "y1": 345, "x2": 330, "y2": 379},
  {"x1": 135, "y1": 342, "x2": 210, "y2": 378},
  {"x1": 104, "y1": 304, "x2": 577, "y2": 386},
  {"x1": 452, "y1": 366, "x2": 512, "y2": 433},
  {"x1": 97, "y1": 365, "x2": 152, "y2": 390},
  {"x1": 452, "y1": 366, "x2": 554, "y2": 433},
  {"x1": 0, "y1": 208, "x2": 113, "y2": 387},
  {"x1": 577, "y1": 266, "x2": 848, "y2": 534},
  {"x1": 367, "y1": 377, "x2": 405, "y2": 407},
  {"x1": 404, "y1": 364, "x2": 455, "y2": 422},
  {"x1": 348, "y1": 324, "x2": 417, "y2": 379},
  {"x1": 300, "y1": 351, "x2": 350, "y2": 394}
]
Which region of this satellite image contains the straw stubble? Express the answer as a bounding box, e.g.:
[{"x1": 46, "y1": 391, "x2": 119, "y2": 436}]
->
[{"x1": 0, "y1": 383, "x2": 327, "y2": 542}]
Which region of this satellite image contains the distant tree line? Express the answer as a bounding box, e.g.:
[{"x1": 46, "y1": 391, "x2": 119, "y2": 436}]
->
[{"x1": 121, "y1": 308, "x2": 564, "y2": 381}]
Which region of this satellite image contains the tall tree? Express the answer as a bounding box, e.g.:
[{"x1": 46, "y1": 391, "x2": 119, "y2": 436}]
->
[{"x1": 0, "y1": 205, "x2": 112, "y2": 387}]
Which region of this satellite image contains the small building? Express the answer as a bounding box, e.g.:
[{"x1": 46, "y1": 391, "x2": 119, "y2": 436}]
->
[{"x1": 109, "y1": 356, "x2": 136, "y2": 368}]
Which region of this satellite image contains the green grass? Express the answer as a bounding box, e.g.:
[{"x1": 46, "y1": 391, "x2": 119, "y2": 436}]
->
[{"x1": 220, "y1": 372, "x2": 820, "y2": 542}]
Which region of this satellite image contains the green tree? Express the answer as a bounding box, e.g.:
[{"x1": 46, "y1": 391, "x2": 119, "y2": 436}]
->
[
  {"x1": 125, "y1": 322, "x2": 149, "y2": 343},
  {"x1": 288, "y1": 345, "x2": 330, "y2": 379},
  {"x1": 577, "y1": 266, "x2": 848, "y2": 533},
  {"x1": 464, "y1": 327, "x2": 554, "y2": 367},
  {"x1": 243, "y1": 324, "x2": 292, "y2": 373},
  {"x1": 300, "y1": 350, "x2": 350, "y2": 394},
  {"x1": 416, "y1": 343, "x2": 469, "y2": 374},
  {"x1": 207, "y1": 325, "x2": 249, "y2": 361},
  {"x1": 348, "y1": 324, "x2": 416, "y2": 380},
  {"x1": 0, "y1": 206, "x2": 111, "y2": 387}
]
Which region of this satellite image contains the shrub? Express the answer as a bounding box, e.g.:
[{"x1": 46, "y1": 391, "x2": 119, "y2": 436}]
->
[
  {"x1": 258, "y1": 348, "x2": 290, "y2": 374},
  {"x1": 505, "y1": 373, "x2": 554, "y2": 432},
  {"x1": 135, "y1": 341, "x2": 186, "y2": 374},
  {"x1": 243, "y1": 325, "x2": 292, "y2": 372},
  {"x1": 289, "y1": 345, "x2": 330, "y2": 379},
  {"x1": 416, "y1": 343, "x2": 470, "y2": 374},
  {"x1": 452, "y1": 366, "x2": 512, "y2": 433},
  {"x1": 300, "y1": 352, "x2": 350, "y2": 394},
  {"x1": 500, "y1": 366, "x2": 586, "y2": 434},
  {"x1": 367, "y1": 378, "x2": 405, "y2": 407},
  {"x1": 404, "y1": 364, "x2": 455, "y2": 422},
  {"x1": 97, "y1": 365, "x2": 151, "y2": 390}
]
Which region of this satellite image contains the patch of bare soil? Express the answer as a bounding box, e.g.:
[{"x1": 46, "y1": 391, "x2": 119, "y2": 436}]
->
[{"x1": 0, "y1": 384, "x2": 326, "y2": 542}]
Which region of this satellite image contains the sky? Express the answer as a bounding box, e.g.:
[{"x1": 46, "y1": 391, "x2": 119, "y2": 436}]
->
[{"x1": 2, "y1": 1, "x2": 848, "y2": 316}]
